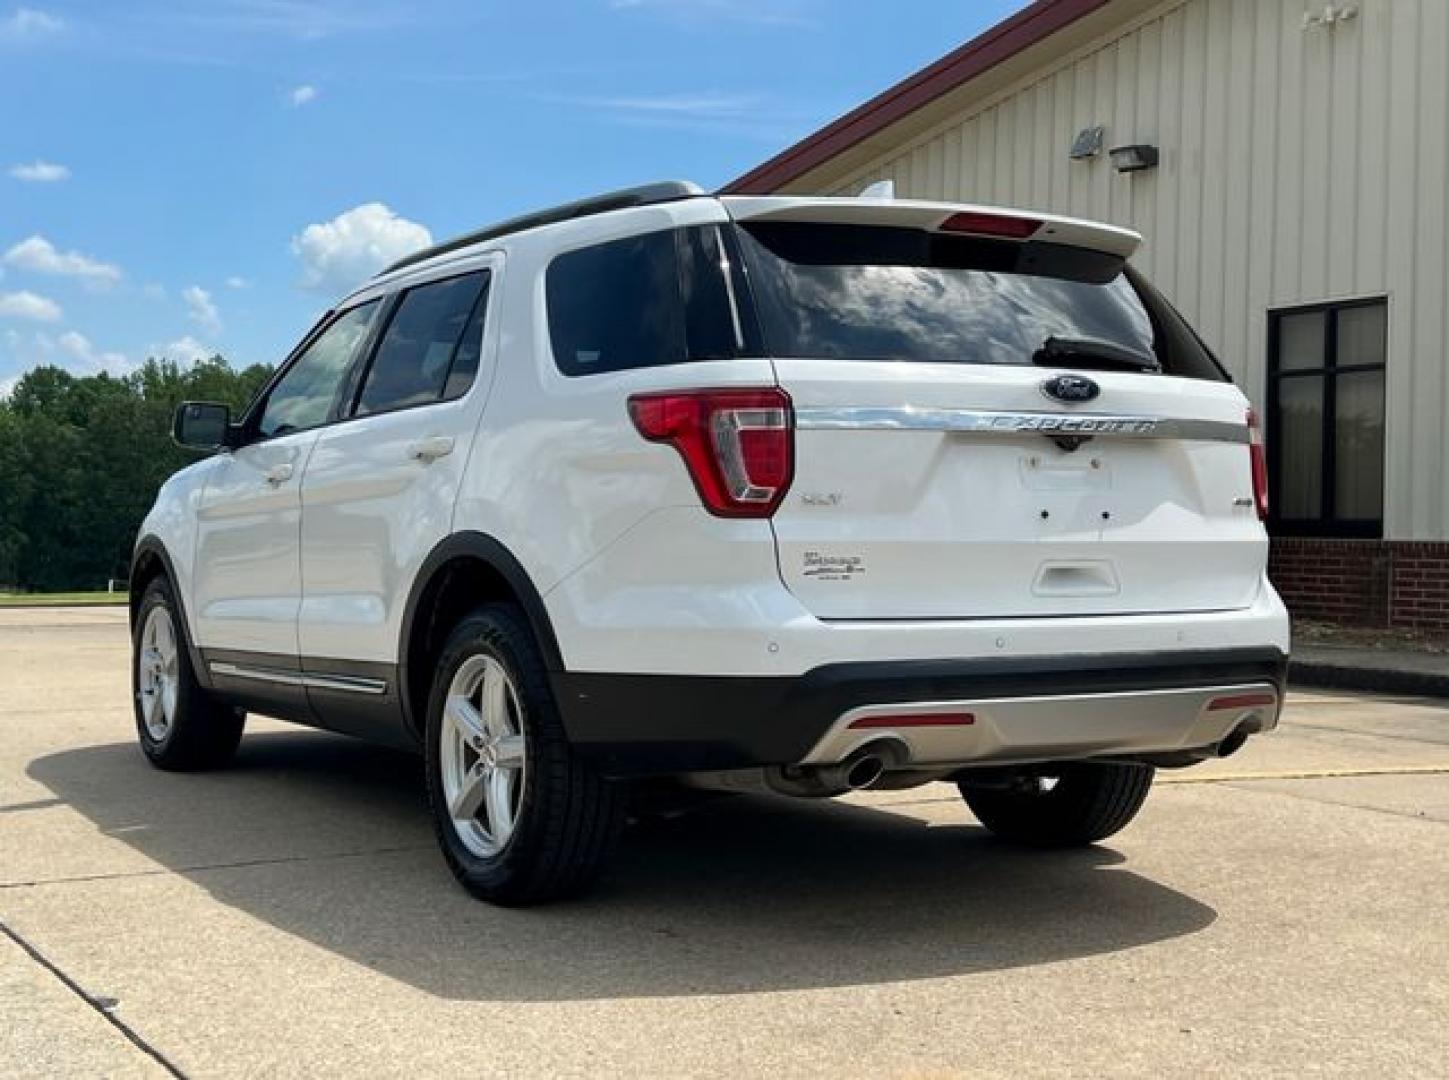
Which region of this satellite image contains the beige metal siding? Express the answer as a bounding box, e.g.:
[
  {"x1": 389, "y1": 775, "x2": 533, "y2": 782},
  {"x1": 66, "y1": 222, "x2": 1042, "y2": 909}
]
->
[{"x1": 810, "y1": 0, "x2": 1446, "y2": 540}]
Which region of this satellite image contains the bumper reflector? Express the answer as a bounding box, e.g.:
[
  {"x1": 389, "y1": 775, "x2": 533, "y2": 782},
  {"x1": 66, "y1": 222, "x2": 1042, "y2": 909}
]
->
[
  {"x1": 848, "y1": 711, "x2": 976, "y2": 730},
  {"x1": 1205, "y1": 692, "x2": 1277, "y2": 712}
]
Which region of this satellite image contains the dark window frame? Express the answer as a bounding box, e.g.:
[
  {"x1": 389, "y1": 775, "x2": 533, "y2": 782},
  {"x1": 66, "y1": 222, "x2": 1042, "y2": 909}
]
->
[
  {"x1": 1266, "y1": 296, "x2": 1387, "y2": 538},
  {"x1": 342, "y1": 268, "x2": 492, "y2": 420},
  {"x1": 243, "y1": 298, "x2": 384, "y2": 445}
]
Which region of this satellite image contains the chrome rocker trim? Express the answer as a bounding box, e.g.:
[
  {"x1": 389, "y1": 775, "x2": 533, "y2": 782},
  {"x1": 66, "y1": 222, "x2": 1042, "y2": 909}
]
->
[{"x1": 208, "y1": 661, "x2": 388, "y2": 696}]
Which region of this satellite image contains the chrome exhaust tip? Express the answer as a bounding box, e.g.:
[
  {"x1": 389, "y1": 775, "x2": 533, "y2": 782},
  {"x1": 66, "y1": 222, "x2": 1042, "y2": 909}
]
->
[
  {"x1": 842, "y1": 751, "x2": 886, "y2": 790},
  {"x1": 1215, "y1": 725, "x2": 1251, "y2": 758},
  {"x1": 764, "y1": 741, "x2": 903, "y2": 797}
]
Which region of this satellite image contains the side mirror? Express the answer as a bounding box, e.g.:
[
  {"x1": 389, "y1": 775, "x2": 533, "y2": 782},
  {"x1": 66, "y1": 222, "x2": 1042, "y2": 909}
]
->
[{"x1": 173, "y1": 401, "x2": 235, "y2": 451}]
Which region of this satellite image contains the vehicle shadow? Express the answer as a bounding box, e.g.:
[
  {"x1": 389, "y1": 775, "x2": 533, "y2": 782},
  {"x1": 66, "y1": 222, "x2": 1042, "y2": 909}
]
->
[{"x1": 29, "y1": 732, "x2": 1216, "y2": 1002}]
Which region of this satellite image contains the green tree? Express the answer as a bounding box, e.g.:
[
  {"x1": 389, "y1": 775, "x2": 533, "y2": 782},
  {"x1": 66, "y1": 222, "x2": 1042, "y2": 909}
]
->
[{"x1": 0, "y1": 356, "x2": 272, "y2": 592}]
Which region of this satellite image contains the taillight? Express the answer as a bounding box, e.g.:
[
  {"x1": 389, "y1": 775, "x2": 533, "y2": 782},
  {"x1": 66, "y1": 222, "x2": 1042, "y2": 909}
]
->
[
  {"x1": 628, "y1": 388, "x2": 794, "y2": 518},
  {"x1": 1247, "y1": 407, "x2": 1269, "y2": 521},
  {"x1": 938, "y1": 211, "x2": 1042, "y2": 240}
]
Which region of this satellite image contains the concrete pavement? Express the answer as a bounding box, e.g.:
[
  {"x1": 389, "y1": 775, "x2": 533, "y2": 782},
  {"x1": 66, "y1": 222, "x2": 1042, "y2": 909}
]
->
[{"x1": 2, "y1": 607, "x2": 1447, "y2": 1077}]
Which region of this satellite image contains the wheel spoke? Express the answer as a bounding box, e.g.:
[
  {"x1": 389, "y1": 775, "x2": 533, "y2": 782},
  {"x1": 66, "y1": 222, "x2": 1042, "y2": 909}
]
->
[
  {"x1": 493, "y1": 734, "x2": 525, "y2": 768},
  {"x1": 445, "y1": 695, "x2": 486, "y2": 746},
  {"x1": 449, "y1": 763, "x2": 487, "y2": 819},
  {"x1": 481, "y1": 663, "x2": 510, "y2": 737},
  {"x1": 157, "y1": 615, "x2": 175, "y2": 658},
  {"x1": 484, "y1": 767, "x2": 513, "y2": 841}
]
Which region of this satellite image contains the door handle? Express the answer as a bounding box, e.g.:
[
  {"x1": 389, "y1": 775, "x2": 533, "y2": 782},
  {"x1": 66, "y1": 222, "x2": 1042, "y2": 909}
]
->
[
  {"x1": 263, "y1": 463, "x2": 294, "y2": 485},
  {"x1": 407, "y1": 436, "x2": 455, "y2": 462}
]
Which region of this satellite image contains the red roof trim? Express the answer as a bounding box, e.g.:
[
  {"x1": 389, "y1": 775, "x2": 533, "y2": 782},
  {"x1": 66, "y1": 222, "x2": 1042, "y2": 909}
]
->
[{"x1": 722, "y1": 0, "x2": 1111, "y2": 194}]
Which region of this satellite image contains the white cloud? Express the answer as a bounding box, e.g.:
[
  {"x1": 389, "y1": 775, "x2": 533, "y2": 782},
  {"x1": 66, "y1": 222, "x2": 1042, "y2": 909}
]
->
[
  {"x1": 571, "y1": 92, "x2": 759, "y2": 116},
  {"x1": 0, "y1": 289, "x2": 61, "y2": 322},
  {"x1": 1, "y1": 7, "x2": 65, "y2": 40},
  {"x1": 225, "y1": 275, "x2": 250, "y2": 289},
  {"x1": 608, "y1": 0, "x2": 810, "y2": 27},
  {"x1": 557, "y1": 90, "x2": 807, "y2": 140},
  {"x1": 291, "y1": 202, "x2": 432, "y2": 293},
  {"x1": 3, "y1": 235, "x2": 122, "y2": 288},
  {"x1": 289, "y1": 84, "x2": 317, "y2": 107},
  {"x1": 16, "y1": 329, "x2": 131, "y2": 375},
  {"x1": 182, "y1": 284, "x2": 221, "y2": 336},
  {"x1": 162, "y1": 2, "x2": 399, "y2": 39},
  {"x1": 8, "y1": 160, "x2": 69, "y2": 183},
  {"x1": 152, "y1": 335, "x2": 215, "y2": 366},
  {"x1": 0, "y1": 374, "x2": 18, "y2": 400},
  {"x1": 56, "y1": 330, "x2": 129, "y2": 373}
]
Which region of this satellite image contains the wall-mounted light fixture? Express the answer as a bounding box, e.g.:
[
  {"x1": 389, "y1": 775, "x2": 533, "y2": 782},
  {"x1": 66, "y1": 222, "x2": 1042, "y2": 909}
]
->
[
  {"x1": 1302, "y1": 4, "x2": 1358, "y2": 30},
  {"x1": 1070, "y1": 125, "x2": 1105, "y2": 160},
  {"x1": 1109, "y1": 144, "x2": 1159, "y2": 173}
]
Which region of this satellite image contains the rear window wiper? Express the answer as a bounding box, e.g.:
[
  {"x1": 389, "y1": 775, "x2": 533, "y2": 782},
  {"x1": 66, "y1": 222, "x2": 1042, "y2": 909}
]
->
[{"x1": 1032, "y1": 336, "x2": 1160, "y2": 373}]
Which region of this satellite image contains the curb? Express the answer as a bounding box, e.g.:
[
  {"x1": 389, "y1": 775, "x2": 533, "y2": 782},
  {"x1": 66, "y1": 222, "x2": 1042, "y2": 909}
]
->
[{"x1": 1289, "y1": 659, "x2": 1449, "y2": 699}]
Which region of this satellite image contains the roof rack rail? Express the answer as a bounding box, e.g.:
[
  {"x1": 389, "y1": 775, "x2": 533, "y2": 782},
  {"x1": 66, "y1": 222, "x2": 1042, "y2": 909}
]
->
[{"x1": 377, "y1": 179, "x2": 706, "y2": 277}]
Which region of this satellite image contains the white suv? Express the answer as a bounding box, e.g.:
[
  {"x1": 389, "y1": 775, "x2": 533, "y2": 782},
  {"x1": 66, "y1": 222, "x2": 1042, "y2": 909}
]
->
[{"x1": 131, "y1": 181, "x2": 1289, "y2": 904}]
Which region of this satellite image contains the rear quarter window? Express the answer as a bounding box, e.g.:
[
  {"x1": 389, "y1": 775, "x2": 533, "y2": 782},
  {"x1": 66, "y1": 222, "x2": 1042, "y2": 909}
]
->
[{"x1": 546, "y1": 227, "x2": 739, "y2": 376}]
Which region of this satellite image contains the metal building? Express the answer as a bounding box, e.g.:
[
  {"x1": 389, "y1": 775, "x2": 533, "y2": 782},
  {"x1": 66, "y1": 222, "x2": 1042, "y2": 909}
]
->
[{"x1": 726, "y1": 0, "x2": 1449, "y2": 632}]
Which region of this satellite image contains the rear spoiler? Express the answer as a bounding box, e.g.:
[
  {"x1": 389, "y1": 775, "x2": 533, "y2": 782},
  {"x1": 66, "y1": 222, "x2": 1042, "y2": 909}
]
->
[{"x1": 720, "y1": 196, "x2": 1141, "y2": 261}]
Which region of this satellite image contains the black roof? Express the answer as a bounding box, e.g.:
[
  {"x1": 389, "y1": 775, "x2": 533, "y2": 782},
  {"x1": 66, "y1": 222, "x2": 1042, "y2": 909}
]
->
[{"x1": 377, "y1": 180, "x2": 705, "y2": 277}]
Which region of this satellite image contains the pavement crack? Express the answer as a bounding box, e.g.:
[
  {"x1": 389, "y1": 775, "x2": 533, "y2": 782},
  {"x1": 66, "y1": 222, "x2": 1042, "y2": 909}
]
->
[
  {"x1": 0, "y1": 918, "x2": 188, "y2": 1079},
  {"x1": 0, "y1": 843, "x2": 432, "y2": 891}
]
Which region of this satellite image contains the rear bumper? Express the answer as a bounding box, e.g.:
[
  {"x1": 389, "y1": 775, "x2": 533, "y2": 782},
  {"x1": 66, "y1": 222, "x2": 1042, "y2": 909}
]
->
[{"x1": 554, "y1": 646, "x2": 1288, "y2": 777}]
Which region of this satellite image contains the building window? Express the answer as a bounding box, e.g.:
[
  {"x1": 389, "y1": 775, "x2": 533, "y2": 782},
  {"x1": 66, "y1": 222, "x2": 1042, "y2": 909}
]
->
[{"x1": 1267, "y1": 299, "x2": 1387, "y2": 537}]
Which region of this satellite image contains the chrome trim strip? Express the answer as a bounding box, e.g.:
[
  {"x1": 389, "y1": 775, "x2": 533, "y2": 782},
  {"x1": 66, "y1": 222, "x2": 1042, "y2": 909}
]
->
[
  {"x1": 209, "y1": 661, "x2": 388, "y2": 696},
  {"x1": 795, "y1": 407, "x2": 1248, "y2": 444}
]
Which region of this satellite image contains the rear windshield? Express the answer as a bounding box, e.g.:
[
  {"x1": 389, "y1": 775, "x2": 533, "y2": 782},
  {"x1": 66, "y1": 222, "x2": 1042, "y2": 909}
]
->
[{"x1": 736, "y1": 222, "x2": 1225, "y2": 381}]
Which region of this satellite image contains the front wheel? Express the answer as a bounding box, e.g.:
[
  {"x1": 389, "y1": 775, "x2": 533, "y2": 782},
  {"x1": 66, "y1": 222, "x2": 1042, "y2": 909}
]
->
[
  {"x1": 958, "y1": 762, "x2": 1154, "y2": 847},
  {"x1": 132, "y1": 578, "x2": 245, "y2": 770},
  {"x1": 424, "y1": 605, "x2": 624, "y2": 905}
]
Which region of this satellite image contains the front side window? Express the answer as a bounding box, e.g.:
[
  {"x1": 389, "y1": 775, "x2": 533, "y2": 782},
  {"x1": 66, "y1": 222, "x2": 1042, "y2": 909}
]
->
[
  {"x1": 1268, "y1": 299, "x2": 1387, "y2": 536},
  {"x1": 546, "y1": 226, "x2": 739, "y2": 375},
  {"x1": 257, "y1": 301, "x2": 379, "y2": 439},
  {"x1": 354, "y1": 271, "x2": 489, "y2": 416}
]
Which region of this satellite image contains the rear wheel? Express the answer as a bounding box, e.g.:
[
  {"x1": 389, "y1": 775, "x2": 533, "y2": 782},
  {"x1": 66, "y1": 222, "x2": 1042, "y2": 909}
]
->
[
  {"x1": 424, "y1": 605, "x2": 624, "y2": 905},
  {"x1": 132, "y1": 578, "x2": 245, "y2": 770},
  {"x1": 959, "y1": 762, "x2": 1154, "y2": 847}
]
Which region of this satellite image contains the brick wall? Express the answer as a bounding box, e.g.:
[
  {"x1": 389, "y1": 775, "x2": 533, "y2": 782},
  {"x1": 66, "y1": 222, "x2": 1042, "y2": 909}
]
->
[{"x1": 1269, "y1": 539, "x2": 1449, "y2": 632}]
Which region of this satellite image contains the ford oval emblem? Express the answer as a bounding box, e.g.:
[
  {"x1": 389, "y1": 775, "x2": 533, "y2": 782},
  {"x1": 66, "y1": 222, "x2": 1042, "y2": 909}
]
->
[{"x1": 1041, "y1": 374, "x2": 1101, "y2": 404}]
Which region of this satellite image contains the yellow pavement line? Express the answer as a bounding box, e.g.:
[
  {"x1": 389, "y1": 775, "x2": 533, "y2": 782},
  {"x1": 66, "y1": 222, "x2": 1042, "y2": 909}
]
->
[
  {"x1": 1159, "y1": 764, "x2": 1449, "y2": 784},
  {"x1": 874, "y1": 764, "x2": 1449, "y2": 809}
]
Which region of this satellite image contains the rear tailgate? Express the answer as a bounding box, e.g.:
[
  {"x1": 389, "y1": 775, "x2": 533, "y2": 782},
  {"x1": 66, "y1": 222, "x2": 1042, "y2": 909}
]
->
[
  {"x1": 772, "y1": 360, "x2": 1262, "y2": 619},
  {"x1": 722, "y1": 197, "x2": 1266, "y2": 621}
]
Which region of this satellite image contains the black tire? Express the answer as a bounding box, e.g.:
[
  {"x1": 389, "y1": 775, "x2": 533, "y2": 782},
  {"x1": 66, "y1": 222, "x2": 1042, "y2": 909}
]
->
[
  {"x1": 959, "y1": 762, "x2": 1154, "y2": 847},
  {"x1": 424, "y1": 604, "x2": 624, "y2": 905},
  {"x1": 132, "y1": 577, "x2": 245, "y2": 771}
]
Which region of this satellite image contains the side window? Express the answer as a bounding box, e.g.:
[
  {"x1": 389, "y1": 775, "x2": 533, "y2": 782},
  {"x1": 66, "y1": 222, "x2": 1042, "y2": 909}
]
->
[
  {"x1": 546, "y1": 226, "x2": 739, "y2": 376},
  {"x1": 257, "y1": 301, "x2": 379, "y2": 439},
  {"x1": 354, "y1": 271, "x2": 489, "y2": 416}
]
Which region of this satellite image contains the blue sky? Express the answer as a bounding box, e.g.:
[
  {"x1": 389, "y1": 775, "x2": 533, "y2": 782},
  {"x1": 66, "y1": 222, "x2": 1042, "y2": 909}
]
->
[{"x1": 0, "y1": 0, "x2": 1023, "y2": 393}]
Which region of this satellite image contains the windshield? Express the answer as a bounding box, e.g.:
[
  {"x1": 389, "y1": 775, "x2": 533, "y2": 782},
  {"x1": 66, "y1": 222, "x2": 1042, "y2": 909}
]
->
[{"x1": 735, "y1": 222, "x2": 1225, "y2": 381}]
